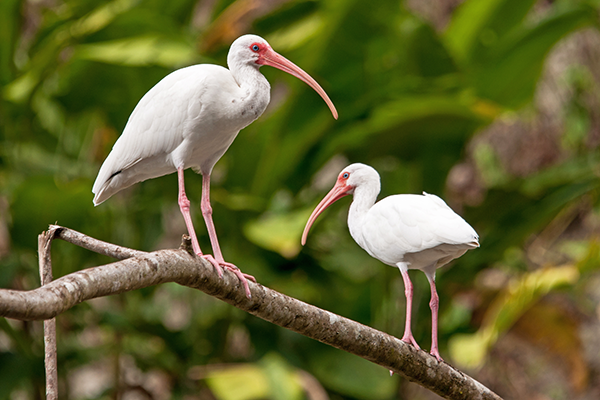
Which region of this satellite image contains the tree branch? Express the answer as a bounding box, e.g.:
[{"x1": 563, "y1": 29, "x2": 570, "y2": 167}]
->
[
  {"x1": 52, "y1": 225, "x2": 147, "y2": 259},
  {"x1": 0, "y1": 226, "x2": 502, "y2": 400},
  {"x1": 38, "y1": 227, "x2": 58, "y2": 400}
]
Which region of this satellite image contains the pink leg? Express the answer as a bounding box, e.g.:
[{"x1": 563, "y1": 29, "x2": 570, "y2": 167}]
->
[
  {"x1": 177, "y1": 168, "x2": 223, "y2": 272},
  {"x1": 200, "y1": 173, "x2": 255, "y2": 298},
  {"x1": 398, "y1": 264, "x2": 420, "y2": 350},
  {"x1": 426, "y1": 272, "x2": 443, "y2": 361}
]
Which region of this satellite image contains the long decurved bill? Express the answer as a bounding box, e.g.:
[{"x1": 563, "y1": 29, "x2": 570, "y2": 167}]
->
[
  {"x1": 260, "y1": 49, "x2": 338, "y2": 120},
  {"x1": 301, "y1": 182, "x2": 351, "y2": 245}
]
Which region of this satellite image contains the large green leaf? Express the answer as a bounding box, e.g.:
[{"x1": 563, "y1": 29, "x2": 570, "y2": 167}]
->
[
  {"x1": 73, "y1": 34, "x2": 196, "y2": 67},
  {"x1": 445, "y1": 0, "x2": 537, "y2": 64},
  {"x1": 310, "y1": 347, "x2": 396, "y2": 400},
  {"x1": 0, "y1": 0, "x2": 20, "y2": 85},
  {"x1": 449, "y1": 264, "x2": 579, "y2": 368},
  {"x1": 472, "y1": 6, "x2": 598, "y2": 107},
  {"x1": 3, "y1": 0, "x2": 141, "y2": 103},
  {"x1": 204, "y1": 354, "x2": 304, "y2": 400}
]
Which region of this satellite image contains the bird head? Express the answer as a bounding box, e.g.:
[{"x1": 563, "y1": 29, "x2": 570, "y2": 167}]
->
[
  {"x1": 301, "y1": 163, "x2": 380, "y2": 245},
  {"x1": 228, "y1": 34, "x2": 338, "y2": 119},
  {"x1": 228, "y1": 35, "x2": 270, "y2": 68},
  {"x1": 336, "y1": 163, "x2": 380, "y2": 192}
]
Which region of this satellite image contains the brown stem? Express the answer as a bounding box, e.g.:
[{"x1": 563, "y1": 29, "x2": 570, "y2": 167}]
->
[{"x1": 38, "y1": 227, "x2": 59, "y2": 400}]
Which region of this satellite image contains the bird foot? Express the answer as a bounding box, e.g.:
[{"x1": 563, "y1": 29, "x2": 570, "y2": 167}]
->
[
  {"x1": 430, "y1": 348, "x2": 443, "y2": 362},
  {"x1": 201, "y1": 254, "x2": 224, "y2": 279},
  {"x1": 400, "y1": 334, "x2": 421, "y2": 351},
  {"x1": 200, "y1": 254, "x2": 255, "y2": 299}
]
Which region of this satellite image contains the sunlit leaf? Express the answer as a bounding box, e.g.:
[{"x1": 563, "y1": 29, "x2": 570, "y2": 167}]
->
[
  {"x1": 243, "y1": 208, "x2": 311, "y2": 258},
  {"x1": 3, "y1": 71, "x2": 39, "y2": 103},
  {"x1": 266, "y1": 13, "x2": 325, "y2": 51},
  {"x1": 74, "y1": 35, "x2": 196, "y2": 67},
  {"x1": 204, "y1": 355, "x2": 304, "y2": 400},
  {"x1": 205, "y1": 364, "x2": 270, "y2": 400},
  {"x1": 69, "y1": 0, "x2": 141, "y2": 38},
  {"x1": 310, "y1": 348, "x2": 395, "y2": 400},
  {"x1": 449, "y1": 265, "x2": 579, "y2": 368},
  {"x1": 260, "y1": 353, "x2": 305, "y2": 400}
]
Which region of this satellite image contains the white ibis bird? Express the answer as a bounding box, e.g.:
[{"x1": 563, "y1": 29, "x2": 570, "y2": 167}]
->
[
  {"x1": 301, "y1": 163, "x2": 478, "y2": 361},
  {"x1": 92, "y1": 34, "x2": 338, "y2": 299}
]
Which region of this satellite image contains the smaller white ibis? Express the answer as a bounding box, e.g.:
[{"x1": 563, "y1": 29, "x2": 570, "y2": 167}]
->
[
  {"x1": 302, "y1": 163, "x2": 479, "y2": 361},
  {"x1": 92, "y1": 34, "x2": 337, "y2": 299}
]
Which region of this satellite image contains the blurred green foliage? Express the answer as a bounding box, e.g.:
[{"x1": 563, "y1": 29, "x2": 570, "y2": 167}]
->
[{"x1": 2, "y1": 0, "x2": 600, "y2": 399}]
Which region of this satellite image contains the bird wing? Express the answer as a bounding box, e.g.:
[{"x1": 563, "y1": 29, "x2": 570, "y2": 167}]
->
[
  {"x1": 92, "y1": 65, "x2": 228, "y2": 205},
  {"x1": 358, "y1": 194, "x2": 478, "y2": 266},
  {"x1": 420, "y1": 192, "x2": 479, "y2": 245}
]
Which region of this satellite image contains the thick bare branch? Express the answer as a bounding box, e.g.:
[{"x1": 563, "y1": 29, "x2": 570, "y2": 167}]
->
[{"x1": 0, "y1": 227, "x2": 502, "y2": 400}]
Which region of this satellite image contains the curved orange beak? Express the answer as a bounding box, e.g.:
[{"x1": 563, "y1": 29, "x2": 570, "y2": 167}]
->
[
  {"x1": 259, "y1": 48, "x2": 338, "y2": 120},
  {"x1": 301, "y1": 181, "x2": 352, "y2": 245}
]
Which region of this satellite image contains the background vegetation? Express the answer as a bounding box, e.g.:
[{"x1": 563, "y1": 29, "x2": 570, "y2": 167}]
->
[{"x1": 2, "y1": 0, "x2": 600, "y2": 398}]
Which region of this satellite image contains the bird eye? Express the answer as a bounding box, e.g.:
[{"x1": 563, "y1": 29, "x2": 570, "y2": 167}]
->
[
  {"x1": 251, "y1": 44, "x2": 260, "y2": 52},
  {"x1": 342, "y1": 172, "x2": 349, "y2": 179}
]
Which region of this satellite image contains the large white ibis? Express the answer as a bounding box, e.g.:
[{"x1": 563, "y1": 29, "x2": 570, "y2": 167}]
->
[
  {"x1": 92, "y1": 34, "x2": 338, "y2": 299},
  {"x1": 302, "y1": 163, "x2": 478, "y2": 360}
]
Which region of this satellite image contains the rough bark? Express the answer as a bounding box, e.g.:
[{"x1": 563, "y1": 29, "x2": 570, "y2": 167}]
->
[{"x1": 0, "y1": 226, "x2": 502, "y2": 400}]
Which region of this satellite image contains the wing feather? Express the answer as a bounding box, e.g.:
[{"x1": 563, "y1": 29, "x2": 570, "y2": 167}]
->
[
  {"x1": 358, "y1": 193, "x2": 478, "y2": 267},
  {"x1": 92, "y1": 65, "x2": 224, "y2": 204}
]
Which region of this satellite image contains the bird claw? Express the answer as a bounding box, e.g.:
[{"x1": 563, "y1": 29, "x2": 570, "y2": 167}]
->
[
  {"x1": 220, "y1": 261, "x2": 256, "y2": 283},
  {"x1": 401, "y1": 334, "x2": 421, "y2": 351},
  {"x1": 201, "y1": 254, "x2": 224, "y2": 278},
  {"x1": 200, "y1": 254, "x2": 255, "y2": 299},
  {"x1": 430, "y1": 349, "x2": 443, "y2": 362}
]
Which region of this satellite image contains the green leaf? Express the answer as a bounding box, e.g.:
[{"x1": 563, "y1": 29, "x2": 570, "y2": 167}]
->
[
  {"x1": 445, "y1": 0, "x2": 536, "y2": 64},
  {"x1": 204, "y1": 354, "x2": 304, "y2": 400},
  {"x1": 0, "y1": 0, "x2": 21, "y2": 85},
  {"x1": 73, "y1": 34, "x2": 197, "y2": 67},
  {"x1": 314, "y1": 95, "x2": 485, "y2": 168},
  {"x1": 520, "y1": 152, "x2": 600, "y2": 197},
  {"x1": 259, "y1": 353, "x2": 304, "y2": 400},
  {"x1": 244, "y1": 208, "x2": 312, "y2": 259},
  {"x1": 406, "y1": 23, "x2": 458, "y2": 77},
  {"x1": 472, "y1": 6, "x2": 597, "y2": 107},
  {"x1": 310, "y1": 348, "x2": 395, "y2": 400},
  {"x1": 67, "y1": 0, "x2": 142, "y2": 39},
  {"x1": 0, "y1": 353, "x2": 37, "y2": 398},
  {"x1": 449, "y1": 265, "x2": 579, "y2": 368},
  {"x1": 3, "y1": 0, "x2": 141, "y2": 103},
  {"x1": 206, "y1": 364, "x2": 271, "y2": 400}
]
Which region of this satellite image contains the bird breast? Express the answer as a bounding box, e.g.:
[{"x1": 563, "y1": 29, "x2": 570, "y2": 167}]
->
[{"x1": 177, "y1": 65, "x2": 270, "y2": 172}]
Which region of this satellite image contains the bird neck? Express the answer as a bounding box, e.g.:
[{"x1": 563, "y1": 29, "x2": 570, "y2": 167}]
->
[
  {"x1": 348, "y1": 183, "x2": 379, "y2": 227},
  {"x1": 229, "y1": 62, "x2": 271, "y2": 115},
  {"x1": 229, "y1": 59, "x2": 270, "y2": 91}
]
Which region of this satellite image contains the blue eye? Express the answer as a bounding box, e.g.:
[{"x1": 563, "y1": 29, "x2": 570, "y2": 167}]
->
[
  {"x1": 342, "y1": 172, "x2": 349, "y2": 179},
  {"x1": 251, "y1": 44, "x2": 260, "y2": 52}
]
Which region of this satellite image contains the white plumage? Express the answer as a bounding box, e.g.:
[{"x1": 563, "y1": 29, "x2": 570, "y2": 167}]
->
[
  {"x1": 302, "y1": 163, "x2": 478, "y2": 360},
  {"x1": 353, "y1": 193, "x2": 477, "y2": 268},
  {"x1": 93, "y1": 34, "x2": 337, "y2": 298}
]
